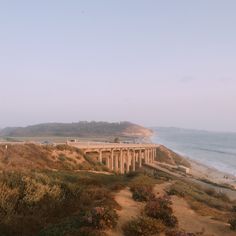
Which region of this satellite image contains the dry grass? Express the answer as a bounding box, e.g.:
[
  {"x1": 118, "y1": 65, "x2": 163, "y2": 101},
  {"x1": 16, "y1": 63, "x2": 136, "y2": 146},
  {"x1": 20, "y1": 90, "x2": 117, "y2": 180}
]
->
[
  {"x1": 0, "y1": 144, "x2": 106, "y2": 172},
  {"x1": 166, "y1": 180, "x2": 233, "y2": 223},
  {"x1": 156, "y1": 145, "x2": 191, "y2": 168}
]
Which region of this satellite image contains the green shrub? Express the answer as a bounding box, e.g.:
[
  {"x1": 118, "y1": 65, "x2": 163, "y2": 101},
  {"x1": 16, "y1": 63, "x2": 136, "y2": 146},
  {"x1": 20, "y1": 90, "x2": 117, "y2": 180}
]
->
[
  {"x1": 131, "y1": 185, "x2": 155, "y2": 202},
  {"x1": 129, "y1": 175, "x2": 155, "y2": 202},
  {"x1": 0, "y1": 170, "x2": 121, "y2": 236},
  {"x1": 122, "y1": 216, "x2": 164, "y2": 236},
  {"x1": 145, "y1": 196, "x2": 178, "y2": 228},
  {"x1": 83, "y1": 206, "x2": 118, "y2": 229}
]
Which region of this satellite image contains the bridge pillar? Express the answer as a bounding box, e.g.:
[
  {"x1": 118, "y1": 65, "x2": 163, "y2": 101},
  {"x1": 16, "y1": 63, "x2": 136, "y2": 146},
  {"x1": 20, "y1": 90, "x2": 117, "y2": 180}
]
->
[
  {"x1": 115, "y1": 153, "x2": 119, "y2": 171},
  {"x1": 144, "y1": 149, "x2": 147, "y2": 163},
  {"x1": 148, "y1": 148, "x2": 151, "y2": 163},
  {"x1": 127, "y1": 149, "x2": 130, "y2": 173},
  {"x1": 150, "y1": 149, "x2": 152, "y2": 163},
  {"x1": 139, "y1": 149, "x2": 142, "y2": 167},
  {"x1": 99, "y1": 150, "x2": 102, "y2": 163},
  {"x1": 111, "y1": 149, "x2": 114, "y2": 170},
  {"x1": 106, "y1": 156, "x2": 110, "y2": 169},
  {"x1": 132, "y1": 150, "x2": 136, "y2": 171},
  {"x1": 120, "y1": 149, "x2": 124, "y2": 174}
]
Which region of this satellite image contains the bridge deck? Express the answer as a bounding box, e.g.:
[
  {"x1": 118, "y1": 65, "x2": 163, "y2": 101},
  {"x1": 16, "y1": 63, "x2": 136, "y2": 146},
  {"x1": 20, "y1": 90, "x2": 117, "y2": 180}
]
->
[{"x1": 67, "y1": 142, "x2": 159, "y2": 150}]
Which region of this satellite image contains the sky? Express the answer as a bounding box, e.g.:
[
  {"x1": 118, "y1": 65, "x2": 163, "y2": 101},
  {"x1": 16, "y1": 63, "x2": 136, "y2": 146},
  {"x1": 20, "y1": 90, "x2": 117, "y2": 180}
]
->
[{"x1": 0, "y1": 0, "x2": 236, "y2": 132}]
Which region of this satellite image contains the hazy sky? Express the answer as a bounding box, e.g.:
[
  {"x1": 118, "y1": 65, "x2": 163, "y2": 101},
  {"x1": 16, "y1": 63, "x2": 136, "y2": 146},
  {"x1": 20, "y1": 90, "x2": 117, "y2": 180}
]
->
[{"x1": 1, "y1": 1, "x2": 236, "y2": 132}]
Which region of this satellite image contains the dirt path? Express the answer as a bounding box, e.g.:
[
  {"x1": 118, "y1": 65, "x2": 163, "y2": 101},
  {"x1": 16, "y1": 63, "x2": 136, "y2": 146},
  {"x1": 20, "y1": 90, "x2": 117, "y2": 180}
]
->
[
  {"x1": 107, "y1": 182, "x2": 235, "y2": 236},
  {"x1": 153, "y1": 182, "x2": 173, "y2": 197},
  {"x1": 106, "y1": 187, "x2": 144, "y2": 236},
  {"x1": 154, "y1": 182, "x2": 235, "y2": 236},
  {"x1": 172, "y1": 195, "x2": 235, "y2": 236}
]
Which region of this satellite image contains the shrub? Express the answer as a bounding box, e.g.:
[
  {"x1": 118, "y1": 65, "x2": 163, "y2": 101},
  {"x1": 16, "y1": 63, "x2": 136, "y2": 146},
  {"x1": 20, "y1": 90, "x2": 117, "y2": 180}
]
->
[
  {"x1": 58, "y1": 154, "x2": 67, "y2": 162},
  {"x1": 145, "y1": 196, "x2": 178, "y2": 227},
  {"x1": 83, "y1": 206, "x2": 118, "y2": 229},
  {"x1": 229, "y1": 218, "x2": 236, "y2": 230},
  {"x1": 166, "y1": 230, "x2": 197, "y2": 236},
  {"x1": 78, "y1": 162, "x2": 92, "y2": 170},
  {"x1": 0, "y1": 170, "x2": 121, "y2": 236},
  {"x1": 0, "y1": 183, "x2": 19, "y2": 216},
  {"x1": 122, "y1": 216, "x2": 164, "y2": 236},
  {"x1": 131, "y1": 185, "x2": 155, "y2": 202},
  {"x1": 129, "y1": 175, "x2": 155, "y2": 202}
]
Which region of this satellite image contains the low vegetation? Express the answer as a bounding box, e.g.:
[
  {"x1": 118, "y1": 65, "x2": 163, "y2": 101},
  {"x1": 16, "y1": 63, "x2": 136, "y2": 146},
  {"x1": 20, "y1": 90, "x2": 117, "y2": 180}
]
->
[
  {"x1": 122, "y1": 216, "x2": 165, "y2": 236},
  {"x1": 156, "y1": 145, "x2": 191, "y2": 168},
  {"x1": 145, "y1": 196, "x2": 178, "y2": 228},
  {"x1": 0, "y1": 121, "x2": 152, "y2": 139},
  {"x1": 129, "y1": 174, "x2": 156, "y2": 201},
  {"x1": 0, "y1": 170, "x2": 126, "y2": 236},
  {"x1": 167, "y1": 181, "x2": 232, "y2": 211},
  {"x1": 0, "y1": 144, "x2": 106, "y2": 172},
  {"x1": 123, "y1": 173, "x2": 179, "y2": 235}
]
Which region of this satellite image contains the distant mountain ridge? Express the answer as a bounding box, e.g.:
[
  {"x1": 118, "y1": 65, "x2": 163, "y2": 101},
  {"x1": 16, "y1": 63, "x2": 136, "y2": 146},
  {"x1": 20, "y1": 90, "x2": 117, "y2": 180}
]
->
[{"x1": 0, "y1": 121, "x2": 153, "y2": 138}]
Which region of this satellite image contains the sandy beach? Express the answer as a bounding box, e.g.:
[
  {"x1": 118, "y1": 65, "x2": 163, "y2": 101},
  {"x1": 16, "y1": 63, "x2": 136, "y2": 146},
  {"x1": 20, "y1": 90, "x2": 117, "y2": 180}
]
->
[{"x1": 189, "y1": 158, "x2": 236, "y2": 187}]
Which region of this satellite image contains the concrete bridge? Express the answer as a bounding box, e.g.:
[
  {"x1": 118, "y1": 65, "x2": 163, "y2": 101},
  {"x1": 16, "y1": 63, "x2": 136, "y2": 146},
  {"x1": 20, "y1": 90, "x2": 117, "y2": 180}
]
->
[{"x1": 67, "y1": 141, "x2": 159, "y2": 174}]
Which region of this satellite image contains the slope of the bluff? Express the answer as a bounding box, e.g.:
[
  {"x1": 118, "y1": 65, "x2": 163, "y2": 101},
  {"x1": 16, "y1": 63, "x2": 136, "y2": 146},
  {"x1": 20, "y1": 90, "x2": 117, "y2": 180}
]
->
[{"x1": 0, "y1": 144, "x2": 103, "y2": 171}]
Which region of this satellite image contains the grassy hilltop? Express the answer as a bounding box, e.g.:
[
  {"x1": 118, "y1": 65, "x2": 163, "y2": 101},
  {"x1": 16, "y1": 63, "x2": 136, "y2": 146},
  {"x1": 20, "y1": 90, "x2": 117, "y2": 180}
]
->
[{"x1": 0, "y1": 121, "x2": 153, "y2": 139}]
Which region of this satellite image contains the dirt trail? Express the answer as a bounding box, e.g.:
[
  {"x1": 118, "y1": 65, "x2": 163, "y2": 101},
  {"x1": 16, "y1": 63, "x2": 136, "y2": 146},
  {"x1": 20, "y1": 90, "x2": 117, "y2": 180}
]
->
[
  {"x1": 154, "y1": 182, "x2": 235, "y2": 236},
  {"x1": 106, "y1": 187, "x2": 144, "y2": 236},
  {"x1": 172, "y1": 196, "x2": 235, "y2": 236},
  {"x1": 107, "y1": 182, "x2": 235, "y2": 236}
]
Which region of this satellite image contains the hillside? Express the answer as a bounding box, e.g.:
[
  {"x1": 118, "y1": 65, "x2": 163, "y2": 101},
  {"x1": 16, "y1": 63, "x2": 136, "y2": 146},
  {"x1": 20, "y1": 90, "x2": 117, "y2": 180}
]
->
[
  {"x1": 0, "y1": 121, "x2": 153, "y2": 138},
  {"x1": 156, "y1": 145, "x2": 191, "y2": 167},
  {"x1": 0, "y1": 143, "x2": 105, "y2": 172}
]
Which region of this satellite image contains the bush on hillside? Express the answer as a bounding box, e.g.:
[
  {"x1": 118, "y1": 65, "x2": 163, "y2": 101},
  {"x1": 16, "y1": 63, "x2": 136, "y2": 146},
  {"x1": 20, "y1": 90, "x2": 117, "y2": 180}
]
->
[
  {"x1": 0, "y1": 171, "x2": 120, "y2": 236},
  {"x1": 83, "y1": 206, "x2": 118, "y2": 229},
  {"x1": 145, "y1": 196, "x2": 178, "y2": 228},
  {"x1": 122, "y1": 216, "x2": 164, "y2": 236},
  {"x1": 129, "y1": 175, "x2": 155, "y2": 202},
  {"x1": 131, "y1": 185, "x2": 155, "y2": 202}
]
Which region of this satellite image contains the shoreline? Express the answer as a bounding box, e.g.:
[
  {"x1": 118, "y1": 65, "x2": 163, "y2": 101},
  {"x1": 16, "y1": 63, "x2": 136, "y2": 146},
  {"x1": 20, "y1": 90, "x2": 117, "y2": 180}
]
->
[
  {"x1": 188, "y1": 158, "x2": 236, "y2": 189},
  {"x1": 152, "y1": 140, "x2": 236, "y2": 187}
]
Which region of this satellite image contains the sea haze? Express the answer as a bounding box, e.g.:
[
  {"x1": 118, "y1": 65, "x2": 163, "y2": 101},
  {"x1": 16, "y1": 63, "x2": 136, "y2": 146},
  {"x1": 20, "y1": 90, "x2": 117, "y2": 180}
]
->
[{"x1": 152, "y1": 127, "x2": 236, "y2": 176}]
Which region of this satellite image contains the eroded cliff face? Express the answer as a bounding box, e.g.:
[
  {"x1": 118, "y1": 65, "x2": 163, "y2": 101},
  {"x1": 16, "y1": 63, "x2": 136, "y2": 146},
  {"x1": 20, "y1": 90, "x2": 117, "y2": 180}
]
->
[{"x1": 122, "y1": 124, "x2": 153, "y2": 138}]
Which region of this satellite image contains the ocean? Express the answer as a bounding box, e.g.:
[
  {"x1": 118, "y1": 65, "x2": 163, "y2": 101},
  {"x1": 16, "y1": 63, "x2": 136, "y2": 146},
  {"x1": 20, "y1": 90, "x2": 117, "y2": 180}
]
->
[{"x1": 152, "y1": 127, "x2": 236, "y2": 176}]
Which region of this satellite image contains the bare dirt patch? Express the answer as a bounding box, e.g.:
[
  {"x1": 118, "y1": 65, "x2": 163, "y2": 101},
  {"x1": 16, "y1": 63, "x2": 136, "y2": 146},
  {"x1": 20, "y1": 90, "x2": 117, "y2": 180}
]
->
[{"x1": 106, "y1": 187, "x2": 144, "y2": 236}]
